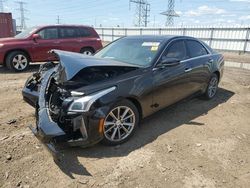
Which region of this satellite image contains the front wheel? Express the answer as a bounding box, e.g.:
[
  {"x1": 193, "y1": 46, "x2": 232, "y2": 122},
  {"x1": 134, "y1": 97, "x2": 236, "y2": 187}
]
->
[
  {"x1": 80, "y1": 48, "x2": 94, "y2": 56},
  {"x1": 6, "y1": 51, "x2": 30, "y2": 72},
  {"x1": 203, "y1": 73, "x2": 219, "y2": 100},
  {"x1": 101, "y1": 100, "x2": 139, "y2": 145}
]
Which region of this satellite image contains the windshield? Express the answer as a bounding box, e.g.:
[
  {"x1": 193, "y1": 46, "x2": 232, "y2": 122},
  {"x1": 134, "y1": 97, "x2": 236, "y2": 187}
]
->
[
  {"x1": 95, "y1": 37, "x2": 164, "y2": 67},
  {"x1": 15, "y1": 26, "x2": 39, "y2": 39}
]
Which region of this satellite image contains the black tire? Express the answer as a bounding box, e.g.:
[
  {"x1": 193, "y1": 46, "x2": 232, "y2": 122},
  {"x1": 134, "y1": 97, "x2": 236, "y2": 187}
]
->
[
  {"x1": 6, "y1": 51, "x2": 30, "y2": 72},
  {"x1": 203, "y1": 73, "x2": 219, "y2": 100},
  {"x1": 80, "y1": 47, "x2": 94, "y2": 56},
  {"x1": 101, "y1": 99, "x2": 139, "y2": 146}
]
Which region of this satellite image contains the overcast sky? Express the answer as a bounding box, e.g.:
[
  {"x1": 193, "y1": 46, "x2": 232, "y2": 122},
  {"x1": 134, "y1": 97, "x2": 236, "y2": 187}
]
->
[{"x1": 2, "y1": 0, "x2": 250, "y2": 27}]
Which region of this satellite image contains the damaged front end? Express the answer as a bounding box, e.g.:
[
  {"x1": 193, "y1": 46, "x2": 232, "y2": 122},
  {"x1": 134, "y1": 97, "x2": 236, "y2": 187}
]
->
[{"x1": 22, "y1": 50, "x2": 139, "y2": 160}]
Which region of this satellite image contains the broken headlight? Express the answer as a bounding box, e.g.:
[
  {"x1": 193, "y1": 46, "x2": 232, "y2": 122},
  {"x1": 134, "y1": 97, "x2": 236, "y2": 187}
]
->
[{"x1": 68, "y1": 86, "x2": 116, "y2": 112}]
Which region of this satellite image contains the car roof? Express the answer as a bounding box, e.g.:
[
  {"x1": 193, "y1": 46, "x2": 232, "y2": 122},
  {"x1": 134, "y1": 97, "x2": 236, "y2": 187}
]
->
[
  {"x1": 34, "y1": 24, "x2": 93, "y2": 30},
  {"x1": 123, "y1": 35, "x2": 198, "y2": 42}
]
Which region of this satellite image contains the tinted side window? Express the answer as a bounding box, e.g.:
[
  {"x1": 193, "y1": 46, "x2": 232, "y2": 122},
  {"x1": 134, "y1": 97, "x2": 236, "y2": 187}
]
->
[
  {"x1": 38, "y1": 28, "x2": 58, "y2": 39},
  {"x1": 78, "y1": 28, "x2": 91, "y2": 37},
  {"x1": 60, "y1": 27, "x2": 78, "y2": 38},
  {"x1": 186, "y1": 40, "x2": 208, "y2": 58},
  {"x1": 163, "y1": 40, "x2": 187, "y2": 60}
]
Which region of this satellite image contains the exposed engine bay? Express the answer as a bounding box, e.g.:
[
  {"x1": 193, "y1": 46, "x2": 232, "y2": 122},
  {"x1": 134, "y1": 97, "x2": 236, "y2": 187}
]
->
[
  {"x1": 62, "y1": 66, "x2": 138, "y2": 88},
  {"x1": 47, "y1": 79, "x2": 68, "y2": 122},
  {"x1": 47, "y1": 65, "x2": 137, "y2": 118}
]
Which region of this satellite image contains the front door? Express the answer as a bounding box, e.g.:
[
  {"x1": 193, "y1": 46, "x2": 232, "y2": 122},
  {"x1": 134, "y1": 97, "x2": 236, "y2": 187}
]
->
[
  {"x1": 152, "y1": 39, "x2": 194, "y2": 111},
  {"x1": 58, "y1": 27, "x2": 80, "y2": 52},
  {"x1": 31, "y1": 27, "x2": 60, "y2": 61}
]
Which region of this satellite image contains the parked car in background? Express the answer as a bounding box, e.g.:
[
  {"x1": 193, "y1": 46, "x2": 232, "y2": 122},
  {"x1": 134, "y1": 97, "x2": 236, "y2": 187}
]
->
[
  {"x1": 0, "y1": 25, "x2": 102, "y2": 71},
  {"x1": 22, "y1": 35, "x2": 224, "y2": 160}
]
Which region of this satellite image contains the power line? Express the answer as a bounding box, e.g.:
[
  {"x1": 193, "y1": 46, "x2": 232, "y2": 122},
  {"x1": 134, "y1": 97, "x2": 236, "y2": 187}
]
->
[
  {"x1": 15, "y1": 1, "x2": 28, "y2": 30},
  {"x1": 161, "y1": 0, "x2": 179, "y2": 26},
  {"x1": 129, "y1": 0, "x2": 150, "y2": 27}
]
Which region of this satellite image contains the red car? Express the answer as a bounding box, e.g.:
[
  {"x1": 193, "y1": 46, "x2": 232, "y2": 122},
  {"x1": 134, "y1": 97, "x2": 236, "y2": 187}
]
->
[{"x1": 0, "y1": 25, "x2": 102, "y2": 71}]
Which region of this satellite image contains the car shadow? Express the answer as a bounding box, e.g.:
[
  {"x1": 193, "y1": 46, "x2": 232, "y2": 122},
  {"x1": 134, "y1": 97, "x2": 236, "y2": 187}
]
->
[{"x1": 56, "y1": 87, "x2": 234, "y2": 178}]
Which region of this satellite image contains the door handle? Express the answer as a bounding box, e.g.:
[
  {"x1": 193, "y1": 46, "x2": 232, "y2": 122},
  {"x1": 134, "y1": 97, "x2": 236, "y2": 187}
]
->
[
  {"x1": 54, "y1": 41, "x2": 60, "y2": 44},
  {"x1": 185, "y1": 68, "x2": 192, "y2": 73}
]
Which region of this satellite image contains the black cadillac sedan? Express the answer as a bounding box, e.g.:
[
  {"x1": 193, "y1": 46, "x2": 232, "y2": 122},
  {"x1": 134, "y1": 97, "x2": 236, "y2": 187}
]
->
[{"x1": 22, "y1": 35, "x2": 224, "y2": 159}]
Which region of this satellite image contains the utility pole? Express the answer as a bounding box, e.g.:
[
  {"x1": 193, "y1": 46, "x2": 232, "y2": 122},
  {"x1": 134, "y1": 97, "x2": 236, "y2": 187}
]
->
[
  {"x1": 56, "y1": 15, "x2": 60, "y2": 24},
  {"x1": 129, "y1": 0, "x2": 150, "y2": 27},
  {"x1": 15, "y1": 1, "x2": 28, "y2": 30},
  {"x1": 144, "y1": 3, "x2": 150, "y2": 27},
  {"x1": 161, "y1": 0, "x2": 179, "y2": 26}
]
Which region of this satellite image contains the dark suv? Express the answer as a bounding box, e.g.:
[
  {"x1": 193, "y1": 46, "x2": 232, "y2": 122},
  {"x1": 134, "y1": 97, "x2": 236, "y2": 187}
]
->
[{"x1": 0, "y1": 25, "x2": 103, "y2": 71}]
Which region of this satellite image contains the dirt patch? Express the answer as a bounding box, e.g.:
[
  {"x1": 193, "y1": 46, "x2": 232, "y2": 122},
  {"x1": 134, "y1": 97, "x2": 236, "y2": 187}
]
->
[
  {"x1": 222, "y1": 52, "x2": 250, "y2": 64},
  {"x1": 0, "y1": 66, "x2": 250, "y2": 188}
]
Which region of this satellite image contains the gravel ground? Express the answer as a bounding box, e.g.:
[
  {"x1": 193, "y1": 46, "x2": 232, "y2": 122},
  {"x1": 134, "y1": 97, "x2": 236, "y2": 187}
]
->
[
  {"x1": 222, "y1": 52, "x2": 250, "y2": 64},
  {"x1": 0, "y1": 65, "x2": 250, "y2": 188}
]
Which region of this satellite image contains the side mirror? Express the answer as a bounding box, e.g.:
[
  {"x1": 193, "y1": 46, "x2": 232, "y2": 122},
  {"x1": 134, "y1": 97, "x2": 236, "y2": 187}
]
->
[
  {"x1": 157, "y1": 57, "x2": 181, "y2": 67},
  {"x1": 32, "y1": 34, "x2": 41, "y2": 41}
]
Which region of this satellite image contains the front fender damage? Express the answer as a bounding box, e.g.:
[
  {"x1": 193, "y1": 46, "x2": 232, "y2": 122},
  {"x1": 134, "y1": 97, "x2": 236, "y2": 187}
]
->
[
  {"x1": 23, "y1": 50, "x2": 137, "y2": 160},
  {"x1": 27, "y1": 69, "x2": 107, "y2": 161}
]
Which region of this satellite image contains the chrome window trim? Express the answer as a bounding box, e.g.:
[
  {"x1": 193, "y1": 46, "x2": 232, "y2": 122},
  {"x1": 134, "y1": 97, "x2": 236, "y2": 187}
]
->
[
  {"x1": 154, "y1": 37, "x2": 212, "y2": 67},
  {"x1": 181, "y1": 54, "x2": 212, "y2": 63}
]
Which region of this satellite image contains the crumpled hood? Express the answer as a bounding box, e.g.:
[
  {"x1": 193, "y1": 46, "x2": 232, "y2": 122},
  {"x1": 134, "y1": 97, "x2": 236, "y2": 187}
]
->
[{"x1": 50, "y1": 49, "x2": 141, "y2": 83}]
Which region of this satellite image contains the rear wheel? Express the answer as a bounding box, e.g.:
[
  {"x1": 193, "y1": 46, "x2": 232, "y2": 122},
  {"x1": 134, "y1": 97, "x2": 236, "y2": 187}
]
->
[
  {"x1": 203, "y1": 73, "x2": 219, "y2": 100},
  {"x1": 6, "y1": 51, "x2": 30, "y2": 72},
  {"x1": 80, "y1": 47, "x2": 94, "y2": 56},
  {"x1": 101, "y1": 100, "x2": 139, "y2": 145}
]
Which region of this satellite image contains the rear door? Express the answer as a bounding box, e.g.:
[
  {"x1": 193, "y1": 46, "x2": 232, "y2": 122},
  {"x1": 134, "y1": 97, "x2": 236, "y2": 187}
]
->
[
  {"x1": 184, "y1": 39, "x2": 212, "y2": 91},
  {"x1": 77, "y1": 27, "x2": 97, "y2": 52},
  {"x1": 58, "y1": 27, "x2": 81, "y2": 52},
  {"x1": 31, "y1": 27, "x2": 60, "y2": 61},
  {"x1": 152, "y1": 39, "x2": 194, "y2": 111}
]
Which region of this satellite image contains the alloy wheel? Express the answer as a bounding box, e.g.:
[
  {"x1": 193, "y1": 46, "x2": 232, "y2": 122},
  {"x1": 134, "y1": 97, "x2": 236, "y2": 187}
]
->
[
  {"x1": 12, "y1": 54, "x2": 28, "y2": 71},
  {"x1": 104, "y1": 106, "x2": 136, "y2": 142},
  {"x1": 82, "y1": 50, "x2": 93, "y2": 55},
  {"x1": 208, "y1": 76, "x2": 218, "y2": 98}
]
